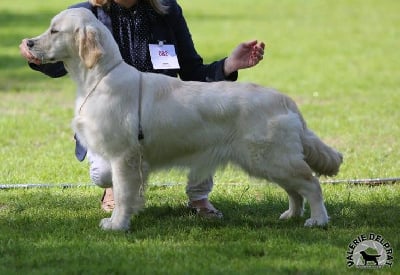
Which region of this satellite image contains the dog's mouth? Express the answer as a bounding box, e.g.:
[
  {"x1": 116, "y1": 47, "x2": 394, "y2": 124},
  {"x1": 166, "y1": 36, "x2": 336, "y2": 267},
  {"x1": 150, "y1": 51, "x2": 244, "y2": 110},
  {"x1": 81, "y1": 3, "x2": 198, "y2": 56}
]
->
[
  {"x1": 30, "y1": 51, "x2": 57, "y2": 64},
  {"x1": 31, "y1": 52, "x2": 45, "y2": 63}
]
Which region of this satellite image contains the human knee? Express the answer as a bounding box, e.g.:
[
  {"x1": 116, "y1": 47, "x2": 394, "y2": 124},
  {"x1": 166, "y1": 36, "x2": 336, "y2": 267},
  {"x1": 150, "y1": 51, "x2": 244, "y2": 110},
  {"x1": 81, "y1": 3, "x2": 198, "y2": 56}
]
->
[
  {"x1": 88, "y1": 151, "x2": 112, "y2": 188},
  {"x1": 90, "y1": 165, "x2": 112, "y2": 188}
]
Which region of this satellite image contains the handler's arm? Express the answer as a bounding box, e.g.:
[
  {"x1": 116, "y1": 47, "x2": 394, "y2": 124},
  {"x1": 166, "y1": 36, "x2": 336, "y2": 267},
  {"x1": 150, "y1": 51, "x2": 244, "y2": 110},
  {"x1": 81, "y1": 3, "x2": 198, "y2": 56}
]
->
[
  {"x1": 28, "y1": 62, "x2": 68, "y2": 78},
  {"x1": 167, "y1": 2, "x2": 238, "y2": 82}
]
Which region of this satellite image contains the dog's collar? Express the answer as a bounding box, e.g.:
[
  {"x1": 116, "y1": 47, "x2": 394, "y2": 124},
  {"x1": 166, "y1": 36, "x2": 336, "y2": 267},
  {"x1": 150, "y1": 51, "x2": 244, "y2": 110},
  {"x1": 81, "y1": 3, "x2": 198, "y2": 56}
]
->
[{"x1": 78, "y1": 60, "x2": 123, "y2": 115}]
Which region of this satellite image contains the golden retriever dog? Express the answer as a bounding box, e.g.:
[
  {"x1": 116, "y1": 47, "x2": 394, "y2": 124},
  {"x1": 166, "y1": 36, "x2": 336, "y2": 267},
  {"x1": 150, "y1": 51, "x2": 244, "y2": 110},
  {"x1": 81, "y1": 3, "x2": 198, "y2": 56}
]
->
[{"x1": 26, "y1": 8, "x2": 342, "y2": 231}]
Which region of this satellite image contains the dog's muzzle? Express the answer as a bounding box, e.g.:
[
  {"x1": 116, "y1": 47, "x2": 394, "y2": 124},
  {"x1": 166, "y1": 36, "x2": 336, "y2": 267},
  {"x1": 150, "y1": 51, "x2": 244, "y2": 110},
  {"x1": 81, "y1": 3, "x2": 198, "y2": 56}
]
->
[{"x1": 26, "y1": 39, "x2": 45, "y2": 63}]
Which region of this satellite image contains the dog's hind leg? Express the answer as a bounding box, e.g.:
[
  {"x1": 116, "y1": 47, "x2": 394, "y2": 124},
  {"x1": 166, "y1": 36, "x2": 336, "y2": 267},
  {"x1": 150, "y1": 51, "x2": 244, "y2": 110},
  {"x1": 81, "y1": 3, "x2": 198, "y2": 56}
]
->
[
  {"x1": 297, "y1": 177, "x2": 329, "y2": 226},
  {"x1": 266, "y1": 156, "x2": 328, "y2": 226},
  {"x1": 276, "y1": 176, "x2": 328, "y2": 227},
  {"x1": 279, "y1": 190, "x2": 304, "y2": 220},
  {"x1": 99, "y1": 152, "x2": 148, "y2": 231}
]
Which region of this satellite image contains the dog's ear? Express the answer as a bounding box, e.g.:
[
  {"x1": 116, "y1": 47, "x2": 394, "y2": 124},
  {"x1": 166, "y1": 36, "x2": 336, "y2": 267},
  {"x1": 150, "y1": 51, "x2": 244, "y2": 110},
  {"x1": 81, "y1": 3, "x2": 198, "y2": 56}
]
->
[{"x1": 77, "y1": 26, "x2": 104, "y2": 69}]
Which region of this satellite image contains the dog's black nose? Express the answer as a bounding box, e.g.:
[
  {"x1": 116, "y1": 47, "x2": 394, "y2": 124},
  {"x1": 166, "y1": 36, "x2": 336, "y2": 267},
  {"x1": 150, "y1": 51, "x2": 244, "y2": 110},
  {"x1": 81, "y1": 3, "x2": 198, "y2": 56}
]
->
[{"x1": 26, "y1": 40, "x2": 34, "y2": 48}]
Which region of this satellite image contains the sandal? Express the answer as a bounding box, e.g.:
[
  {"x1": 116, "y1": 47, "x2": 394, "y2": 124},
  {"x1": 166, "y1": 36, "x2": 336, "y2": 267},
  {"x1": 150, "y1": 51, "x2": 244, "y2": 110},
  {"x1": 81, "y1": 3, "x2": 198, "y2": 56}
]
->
[
  {"x1": 187, "y1": 201, "x2": 223, "y2": 219},
  {"x1": 101, "y1": 188, "x2": 114, "y2": 212}
]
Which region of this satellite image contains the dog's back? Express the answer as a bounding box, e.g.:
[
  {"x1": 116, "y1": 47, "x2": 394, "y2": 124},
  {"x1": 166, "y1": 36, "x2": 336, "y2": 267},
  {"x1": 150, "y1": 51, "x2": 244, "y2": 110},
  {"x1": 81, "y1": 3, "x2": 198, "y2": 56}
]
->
[{"x1": 140, "y1": 76, "x2": 342, "y2": 180}]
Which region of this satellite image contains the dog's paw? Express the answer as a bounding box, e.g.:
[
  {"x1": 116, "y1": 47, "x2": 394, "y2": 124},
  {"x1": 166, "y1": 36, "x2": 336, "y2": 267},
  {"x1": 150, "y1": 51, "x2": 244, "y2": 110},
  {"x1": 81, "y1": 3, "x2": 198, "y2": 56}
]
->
[
  {"x1": 304, "y1": 216, "x2": 329, "y2": 227},
  {"x1": 99, "y1": 218, "x2": 114, "y2": 230},
  {"x1": 99, "y1": 218, "x2": 130, "y2": 231},
  {"x1": 279, "y1": 209, "x2": 304, "y2": 220},
  {"x1": 279, "y1": 210, "x2": 293, "y2": 220}
]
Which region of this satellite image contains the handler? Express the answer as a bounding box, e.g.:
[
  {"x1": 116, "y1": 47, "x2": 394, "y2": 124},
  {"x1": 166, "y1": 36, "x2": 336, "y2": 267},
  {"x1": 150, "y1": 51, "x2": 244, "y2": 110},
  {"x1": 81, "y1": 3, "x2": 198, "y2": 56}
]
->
[{"x1": 19, "y1": 0, "x2": 265, "y2": 217}]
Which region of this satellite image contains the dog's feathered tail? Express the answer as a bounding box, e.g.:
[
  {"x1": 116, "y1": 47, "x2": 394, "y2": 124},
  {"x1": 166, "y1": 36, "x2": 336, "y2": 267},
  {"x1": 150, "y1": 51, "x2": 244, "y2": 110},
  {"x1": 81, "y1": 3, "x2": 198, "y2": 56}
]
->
[
  {"x1": 301, "y1": 128, "x2": 343, "y2": 176},
  {"x1": 283, "y1": 96, "x2": 343, "y2": 176}
]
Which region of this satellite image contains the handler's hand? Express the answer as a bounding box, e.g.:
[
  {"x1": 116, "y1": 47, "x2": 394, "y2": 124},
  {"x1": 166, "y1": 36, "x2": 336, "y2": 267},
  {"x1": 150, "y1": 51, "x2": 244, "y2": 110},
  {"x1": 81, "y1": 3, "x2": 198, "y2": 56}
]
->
[
  {"x1": 19, "y1": 38, "x2": 41, "y2": 65},
  {"x1": 224, "y1": 40, "x2": 265, "y2": 76}
]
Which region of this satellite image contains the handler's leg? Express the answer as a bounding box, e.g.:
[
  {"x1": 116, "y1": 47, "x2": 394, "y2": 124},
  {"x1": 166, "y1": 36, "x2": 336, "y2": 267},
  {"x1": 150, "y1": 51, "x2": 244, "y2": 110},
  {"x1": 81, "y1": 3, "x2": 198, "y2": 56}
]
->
[
  {"x1": 88, "y1": 150, "x2": 112, "y2": 187},
  {"x1": 87, "y1": 151, "x2": 114, "y2": 212},
  {"x1": 186, "y1": 177, "x2": 223, "y2": 218}
]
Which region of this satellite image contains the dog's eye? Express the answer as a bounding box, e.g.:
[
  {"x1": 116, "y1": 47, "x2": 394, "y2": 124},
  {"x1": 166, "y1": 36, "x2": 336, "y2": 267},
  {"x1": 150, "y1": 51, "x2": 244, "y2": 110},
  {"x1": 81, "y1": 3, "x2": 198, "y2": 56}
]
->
[{"x1": 50, "y1": 29, "x2": 59, "y2": 34}]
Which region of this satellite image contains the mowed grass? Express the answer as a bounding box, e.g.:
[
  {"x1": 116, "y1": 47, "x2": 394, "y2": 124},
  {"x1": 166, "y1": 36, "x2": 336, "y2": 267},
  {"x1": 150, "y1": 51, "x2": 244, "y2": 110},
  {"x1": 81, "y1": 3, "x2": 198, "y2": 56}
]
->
[{"x1": 0, "y1": 0, "x2": 399, "y2": 274}]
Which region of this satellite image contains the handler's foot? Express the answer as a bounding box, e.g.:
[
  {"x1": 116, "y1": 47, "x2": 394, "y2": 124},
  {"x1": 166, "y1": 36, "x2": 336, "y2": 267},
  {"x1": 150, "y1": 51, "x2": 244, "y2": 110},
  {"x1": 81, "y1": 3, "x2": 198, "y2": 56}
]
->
[
  {"x1": 188, "y1": 198, "x2": 223, "y2": 219},
  {"x1": 101, "y1": 188, "x2": 114, "y2": 212}
]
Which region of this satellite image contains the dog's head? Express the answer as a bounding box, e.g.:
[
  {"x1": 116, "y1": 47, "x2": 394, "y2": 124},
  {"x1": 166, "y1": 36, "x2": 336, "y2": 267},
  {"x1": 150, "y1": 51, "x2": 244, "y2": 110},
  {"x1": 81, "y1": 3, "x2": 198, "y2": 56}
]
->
[{"x1": 26, "y1": 8, "x2": 105, "y2": 69}]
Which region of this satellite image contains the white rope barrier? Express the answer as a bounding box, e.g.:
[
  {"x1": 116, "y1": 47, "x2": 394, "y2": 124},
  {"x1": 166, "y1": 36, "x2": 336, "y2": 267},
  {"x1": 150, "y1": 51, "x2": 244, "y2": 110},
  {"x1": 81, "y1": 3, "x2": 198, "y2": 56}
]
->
[
  {"x1": 321, "y1": 177, "x2": 400, "y2": 185},
  {"x1": 0, "y1": 183, "x2": 96, "y2": 190},
  {"x1": 0, "y1": 178, "x2": 399, "y2": 190}
]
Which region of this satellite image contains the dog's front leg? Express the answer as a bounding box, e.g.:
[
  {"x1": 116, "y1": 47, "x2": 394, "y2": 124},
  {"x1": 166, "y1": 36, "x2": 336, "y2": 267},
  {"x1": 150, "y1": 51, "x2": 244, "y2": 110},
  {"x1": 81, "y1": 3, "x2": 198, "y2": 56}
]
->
[{"x1": 99, "y1": 153, "x2": 146, "y2": 231}]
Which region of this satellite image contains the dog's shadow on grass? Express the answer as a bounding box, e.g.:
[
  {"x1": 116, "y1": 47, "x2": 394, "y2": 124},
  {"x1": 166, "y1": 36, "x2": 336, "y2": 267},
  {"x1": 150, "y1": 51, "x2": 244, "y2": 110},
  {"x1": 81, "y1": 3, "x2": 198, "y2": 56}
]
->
[
  {"x1": 130, "y1": 192, "x2": 400, "y2": 236},
  {"x1": 137, "y1": 199, "x2": 291, "y2": 229},
  {"x1": 2, "y1": 187, "x2": 399, "y2": 239}
]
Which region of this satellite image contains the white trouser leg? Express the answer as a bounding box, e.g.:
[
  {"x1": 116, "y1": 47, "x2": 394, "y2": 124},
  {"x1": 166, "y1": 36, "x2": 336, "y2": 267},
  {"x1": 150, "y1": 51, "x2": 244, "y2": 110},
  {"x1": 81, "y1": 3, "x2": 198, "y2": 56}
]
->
[
  {"x1": 88, "y1": 150, "x2": 215, "y2": 203},
  {"x1": 87, "y1": 150, "x2": 112, "y2": 188},
  {"x1": 186, "y1": 177, "x2": 214, "y2": 201}
]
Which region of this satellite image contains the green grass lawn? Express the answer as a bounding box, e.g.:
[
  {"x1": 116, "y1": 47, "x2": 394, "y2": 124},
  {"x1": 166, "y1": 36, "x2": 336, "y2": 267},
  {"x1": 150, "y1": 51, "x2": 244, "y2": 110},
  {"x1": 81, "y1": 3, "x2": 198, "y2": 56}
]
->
[{"x1": 0, "y1": 0, "x2": 399, "y2": 274}]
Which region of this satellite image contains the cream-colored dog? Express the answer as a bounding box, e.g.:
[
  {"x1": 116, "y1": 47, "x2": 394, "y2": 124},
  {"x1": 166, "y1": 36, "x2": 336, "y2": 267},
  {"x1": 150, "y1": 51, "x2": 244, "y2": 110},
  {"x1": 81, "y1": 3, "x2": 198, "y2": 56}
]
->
[{"x1": 26, "y1": 8, "x2": 342, "y2": 231}]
